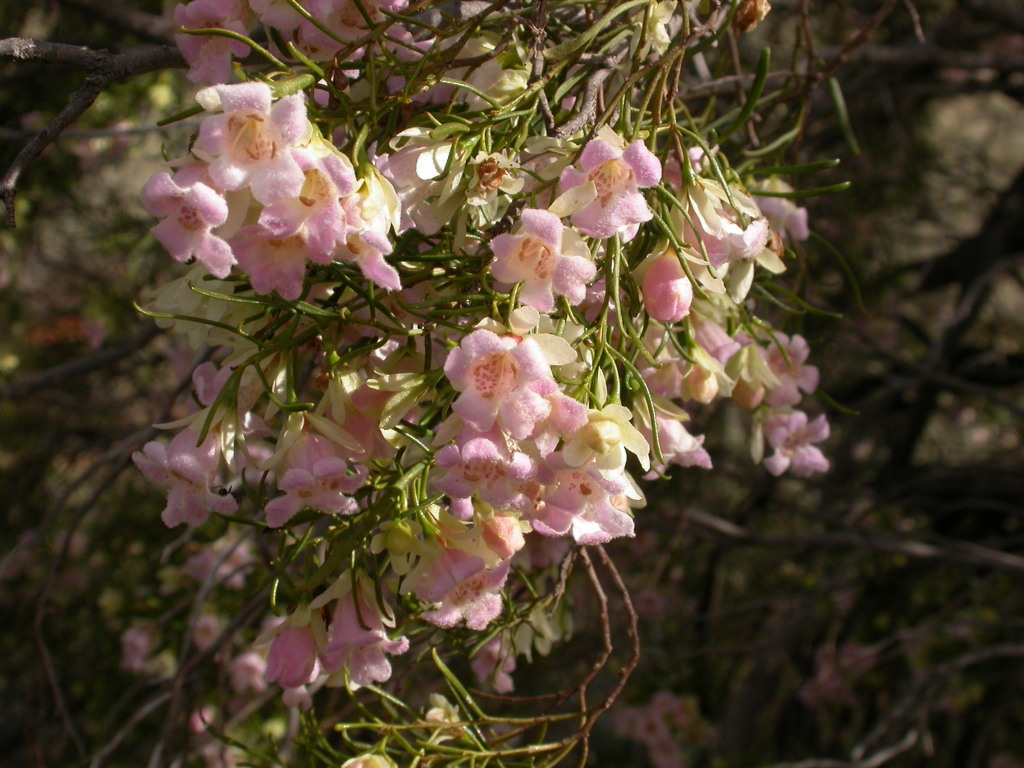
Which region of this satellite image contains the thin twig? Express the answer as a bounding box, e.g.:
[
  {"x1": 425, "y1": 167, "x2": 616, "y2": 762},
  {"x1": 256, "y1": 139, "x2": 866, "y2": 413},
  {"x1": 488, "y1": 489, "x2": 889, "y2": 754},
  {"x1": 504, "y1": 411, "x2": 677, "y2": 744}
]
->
[
  {"x1": 0, "y1": 324, "x2": 162, "y2": 400},
  {"x1": 58, "y1": 0, "x2": 174, "y2": 41},
  {"x1": 685, "y1": 509, "x2": 1024, "y2": 575},
  {"x1": 0, "y1": 38, "x2": 185, "y2": 228}
]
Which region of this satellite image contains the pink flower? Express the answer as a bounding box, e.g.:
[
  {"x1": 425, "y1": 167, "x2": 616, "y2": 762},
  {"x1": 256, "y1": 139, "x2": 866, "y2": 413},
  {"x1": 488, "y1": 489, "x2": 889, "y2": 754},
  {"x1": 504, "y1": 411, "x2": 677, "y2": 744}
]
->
[
  {"x1": 404, "y1": 547, "x2": 509, "y2": 631},
  {"x1": 320, "y1": 590, "x2": 410, "y2": 687},
  {"x1": 258, "y1": 148, "x2": 357, "y2": 262},
  {"x1": 336, "y1": 170, "x2": 402, "y2": 291},
  {"x1": 433, "y1": 431, "x2": 536, "y2": 512},
  {"x1": 265, "y1": 625, "x2": 318, "y2": 689},
  {"x1": 183, "y1": 536, "x2": 254, "y2": 589},
  {"x1": 192, "y1": 614, "x2": 223, "y2": 652},
  {"x1": 639, "y1": 250, "x2": 693, "y2": 324},
  {"x1": 121, "y1": 627, "x2": 153, "y2": 672},
  {"x1": 174, "y1": 0, "x2": 250, "y2": 84},
  {"x1": 559, "y1": 135, "x2": 661, "y2": 241},
  {"x1": 490, "y1": 208, "x2": 596, "y2": 312},
  {"x1": 639, "y1": 413, "x2": 712, "y2": 479},
  {"x1": 141, "y1": 166, "x2": 235, "y2": 278},
  {"x1": 529, "y1": 457, "x2": 635, "y2": 545},
  {"x1": 755, "y1": 193, "x2": 810, "y2": 242},
  {"x1": 472, "y1": 635, "x2": 516, "y2": 693},
  {"x1": 532, "y1": 391, "x2": 589, "y2": 456},
  {"x1": 443, "y1": 329, "x2": 555, "y2": 435},
  {"x1": 692, "y1": 316, "x2": 743, "y2": 366},
  {"x1": 191, "y1": 361, "x2": 234, "y2": 406},
  {"x1": 302, "y1": 0, "x2": 409, "y2": 44},
  {"x1": 684, "y1": 184, "x2": 769, "y2": 270},
  {"x1": 282, "y1": 685, "x2": 313, "y2": 710},
  {"x1": 337, "y1": 224, "x2": 401, "y2": 291},
  {"x1": 264, "y1": 434, "x2": 366, "y2": 528},
  {"x1": 763, "y1": 410, "x2": 830, "y2": 477},
  {"x1": 764, "y1": 333, "x2": 819, "y2": 408},
  {"x1": 196, "y1": 82, "x2": 311, "y2": 204},
  {"x1": 232, "y1": 229, "x2": 310, "y2": 300},
  {"x1": 229, "y1": 651, "x2": 268, "y2": 693},
  {"x1": 249, "y1": 0, "x2": 302, "y2": 32},
  {"x1": 481, "y1": 514, "x2": 526, "y2": 560},
  {"x1": 133, "y1": 428, "x2": 237, "y2": 527}
]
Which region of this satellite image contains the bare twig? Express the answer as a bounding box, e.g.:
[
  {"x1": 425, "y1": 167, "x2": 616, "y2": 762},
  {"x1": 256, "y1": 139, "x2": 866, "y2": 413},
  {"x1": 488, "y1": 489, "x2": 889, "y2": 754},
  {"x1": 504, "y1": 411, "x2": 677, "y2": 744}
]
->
[
  {"x1": 820, "y1": 42, "x2": 1024, "y2": 73},
  {"x1": 59, "y1": 0, "x2": 174, "y2": 41},
  {"x1": 0, "y1": 323, "x2": 162, "y2": 400},
  {"x1": 0, "y1": 38, "x2": 185, "y2": 228},
  {"x1": 770, "y1": 728, "x2": 919, "y2": 768},
  {"x1": 818, "y1": 0, "x2": 901, "y2": 82},
  {"x1": 685, "y1": 509, "x2": 1024, "y2": 575},
  {"x1": 555, "y1": 57, "x2": 623, "y2": 140},
  {"x1": 962, "y1": 0, "x2": 1024, "y2": 33}
]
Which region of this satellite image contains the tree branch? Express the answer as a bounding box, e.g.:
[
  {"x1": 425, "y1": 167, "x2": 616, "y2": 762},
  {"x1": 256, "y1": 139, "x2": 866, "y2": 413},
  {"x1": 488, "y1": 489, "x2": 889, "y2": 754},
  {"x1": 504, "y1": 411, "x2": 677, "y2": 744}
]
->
[
  {"x1": 58, "y1": 0, "x2": 175, "y2": 42},
  {"x1": 685, "y1": 509, "x2": 1024, "y2": 575},
  {"x1": 0, "y1": 323, "x2": 162, "y2": 400},
  {"x1": 0, "y1": 38, "x2": 185, "y2": 228},
  {"x1": 823, "y1": 42, "x2": 1024, "y2": 73}
]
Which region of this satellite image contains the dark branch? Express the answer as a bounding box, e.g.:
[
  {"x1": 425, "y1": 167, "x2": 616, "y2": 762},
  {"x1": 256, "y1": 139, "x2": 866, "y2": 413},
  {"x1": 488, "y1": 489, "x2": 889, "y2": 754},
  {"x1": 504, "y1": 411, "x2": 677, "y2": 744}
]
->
[
  {"x1": 825, "y1": 42, "x2": 1024, "y2": 73},
  {"x1": 0, "y1": 38, "x2": 186, "y2": 228},
  {"x1": 59, "y1": 0, "x2": 175, "y2": 42},
  {"x1": 0, "y1": 324, "x2": 162, "y2": 400},
  {"x1": 685, "y1": 509, "x2": 1024, "y2": 575}
]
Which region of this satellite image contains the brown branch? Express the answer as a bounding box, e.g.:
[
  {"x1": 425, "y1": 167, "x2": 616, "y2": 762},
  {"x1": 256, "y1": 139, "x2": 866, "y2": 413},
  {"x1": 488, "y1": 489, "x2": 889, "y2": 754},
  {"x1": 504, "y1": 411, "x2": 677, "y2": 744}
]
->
[
  {"x1": 963, "y1": 0, "x2": 1024, "y2": 33},
  {"x1": 0, "y1": 323, "x2": 162, "y2": 400},
  {"x1": 819, "y1": 0, "x2": 901, "y2": 82},
  {"x1": 685, "y1": 509, "x2": 1024, "y2": 575},
  {"x1": 824, "y1": 42, "x2": 1024, "y2": 72},
  {"x1": 554, "y1": 51, "x2": 626, "y2": 140},
  {"x1": 769, "y1": 729, "x2": 919, "y2": 768},
  {"x1": 58, "y1": 0, "x2": 174, "y2": 42},
  {"x1": 0, "y1": 38, "x2": 185, "y2": 228}
]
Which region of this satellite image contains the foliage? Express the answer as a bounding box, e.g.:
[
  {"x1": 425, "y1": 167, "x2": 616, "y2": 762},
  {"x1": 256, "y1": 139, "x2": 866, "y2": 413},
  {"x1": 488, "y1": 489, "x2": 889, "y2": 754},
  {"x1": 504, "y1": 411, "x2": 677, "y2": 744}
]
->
[{"x1": 1, "y1": 1, "x2": 1023, "y2": 768}]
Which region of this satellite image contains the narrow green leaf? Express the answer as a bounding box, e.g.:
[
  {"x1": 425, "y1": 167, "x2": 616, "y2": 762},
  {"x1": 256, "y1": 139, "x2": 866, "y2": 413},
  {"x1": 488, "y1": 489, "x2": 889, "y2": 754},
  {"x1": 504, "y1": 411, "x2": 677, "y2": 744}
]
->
[{"x1": 828, "y1": 76, "x2": 861, "y2": 156}]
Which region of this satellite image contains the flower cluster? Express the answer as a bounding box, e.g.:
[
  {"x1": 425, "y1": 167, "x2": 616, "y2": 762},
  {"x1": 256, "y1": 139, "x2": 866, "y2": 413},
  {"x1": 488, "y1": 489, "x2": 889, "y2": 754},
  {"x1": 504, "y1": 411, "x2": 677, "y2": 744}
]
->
[{"x1": 130, "y1": 0, "x2": 834, "y2": 757}]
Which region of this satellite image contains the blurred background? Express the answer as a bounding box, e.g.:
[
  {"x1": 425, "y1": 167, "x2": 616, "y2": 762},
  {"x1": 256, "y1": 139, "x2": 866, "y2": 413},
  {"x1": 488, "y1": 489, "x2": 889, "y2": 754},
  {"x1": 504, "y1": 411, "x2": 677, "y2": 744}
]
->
[{"x1": 1, "y1": 1, "x2": 1023, "y2": 766}]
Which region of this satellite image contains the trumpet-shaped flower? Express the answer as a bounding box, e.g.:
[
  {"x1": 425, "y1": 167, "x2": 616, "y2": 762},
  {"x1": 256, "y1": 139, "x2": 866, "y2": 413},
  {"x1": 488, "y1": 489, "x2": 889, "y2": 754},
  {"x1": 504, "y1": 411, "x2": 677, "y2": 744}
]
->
[
  {"x1": 472, "y1": 635, "x2": 516, "y2": 693},
  {"x1": 133, "y1": 428, "x2": 237, "y2": 528},
  {"x1": 529, "y1": 457, "x2": 636, "y2": 544},
  {"x1": 320, "y1": 589, "x2": 410, "y2": 687},
  {"x1": 302, "y1": 0, "x2": 409, "y2": 44},
  {"x1": 264, "y1": 434, "x2": 366, "y2": 527},
  {"x1": 433, "y1": 432, "x2": 536, "y2": 512},
  {"x1": 443, "y1": 329, "x2": 556, "y2": 435},
  {"x1": 196, "y1": 82, "x2": 311, "y2": 204},
  {"x1": 232, "y1": 229, "x2": 311, "y2": 301},
  {"x1": 258, "y1": 147, "x2": 357, "y2": 261},
  {"x1": 265, "y1": 625, "x2": 318, "y2": 689},
  {"x1": 559, "y1": 131, "x2": 661, "y2": 241},
  {"x1": 337, "y1": 168, "x2": 402, "y2": 290},
  {"x1": 562, "y1": 404, "x2": 651, "y2": 475},
  {"x1": 763, "y1": 410, "x2": 830, "y2": 477},
  {"x1": 174, "y1": 0, "x2": 250, "y2": 84},
  {"x1": 142, "y1": 166, "x2": 235, "y2": 278},
  {"x1": 404, "y1": 546, "x2": 510, "y2": 631},
  {"x1": 490, "y1": 208, "x2": 596, "y2": 313},
  {"x1": 639, "y1": 249, "x2": 694, "y2": 324},
  {"x1": 764, "y1": 333, "x2": 819, "y2": 408},
  {"x1": 684, "y1": 180, "x2": 768, "y2": 270}
]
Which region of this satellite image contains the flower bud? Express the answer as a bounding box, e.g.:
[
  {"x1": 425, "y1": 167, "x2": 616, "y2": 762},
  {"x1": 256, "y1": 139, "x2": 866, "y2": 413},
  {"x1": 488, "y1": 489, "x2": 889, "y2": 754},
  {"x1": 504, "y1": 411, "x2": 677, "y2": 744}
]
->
[
  {"x1": 640, "y1": 251, "x2": 693, "y2": 324},
  {"x1": 684, "y1": 365, "x2": 719, "y2": 404},
  {"x1": 265, "y1": 625, "x2": 317, "y2": 689},
  {"x1": 482, "y1": 514, "x2": 526, "y2": 560},
  {"x1": 732, "y1": 379, "x2": 765, "y2": 410}
]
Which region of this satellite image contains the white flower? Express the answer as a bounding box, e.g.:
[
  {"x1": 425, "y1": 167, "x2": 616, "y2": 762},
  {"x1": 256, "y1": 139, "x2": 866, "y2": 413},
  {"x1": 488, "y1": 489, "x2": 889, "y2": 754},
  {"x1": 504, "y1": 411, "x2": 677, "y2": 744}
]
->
[{"x1": 562, "y1": 404, "x2": 651, "y2": 475}]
